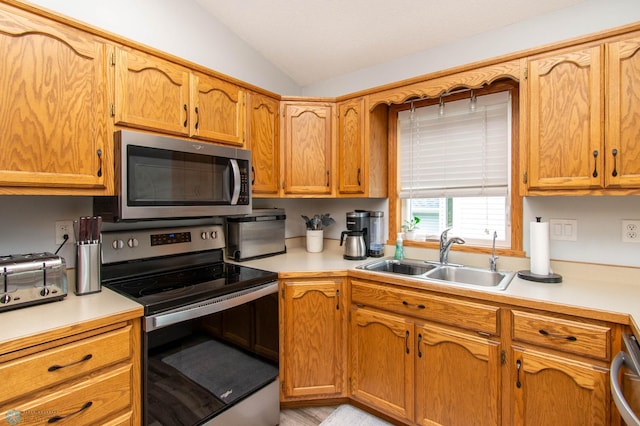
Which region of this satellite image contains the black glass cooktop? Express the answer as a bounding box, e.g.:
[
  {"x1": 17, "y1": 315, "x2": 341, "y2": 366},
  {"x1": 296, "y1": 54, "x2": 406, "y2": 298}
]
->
[{"x1": 101, "y1": 250, "x2": 277, "y2": 315}]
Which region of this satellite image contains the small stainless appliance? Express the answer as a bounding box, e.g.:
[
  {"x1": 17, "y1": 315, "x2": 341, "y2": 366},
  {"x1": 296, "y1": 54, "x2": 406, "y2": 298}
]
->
[
  {"x1": 0, "y1": 252, "x2": 67, "y2": 312},
  {"x1": 368, "y1": 211, "x2": 385, "y2": 257},
  {"x1": 94, "y1": 130, "x2": 252, "y2": 221},
  {"x1": 101, "y1": 225, "x2": 279, "y2": 426},
  {"x1": 340, "y1": 211, "x2": 369, "y2": 260},
  {"x1": 226, "y1": 208, "x2": 286, "y2": 261}
]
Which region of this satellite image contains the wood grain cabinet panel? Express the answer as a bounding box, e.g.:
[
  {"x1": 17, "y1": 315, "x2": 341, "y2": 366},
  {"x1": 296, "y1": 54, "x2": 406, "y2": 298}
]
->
[
  {"x1": 114, "y1": 46, "x2": 191, "y2": 136},
  {"x1": 281, "y1": 102, "x2": 335, "y2": 196},
  {"x1": 247, "y1": 92, "x2": 280, "y2": 195},
  {"x1": 606, "y1": 31, "x2": 640, "y2": 188},
  {"x1": 280, "y1": 278, "x2": 347, "y2": 400},
  {"x1": 190, "y1": 72, "x2": 245, "y2": 145},
  {"x1": 0, "y1": 3, "x2": 111, "y2": 194}
]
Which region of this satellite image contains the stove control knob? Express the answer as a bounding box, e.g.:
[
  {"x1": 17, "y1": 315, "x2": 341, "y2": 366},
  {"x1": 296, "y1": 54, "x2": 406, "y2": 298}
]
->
[
  {"x1": 0, "y1": 294, "x2": 10, "y2": 304},
  {"x1": 127, "y1": 238, "x2": 139, "y2": 248},
  {"x1": 112, "y1": 239, "x2": 124, "y2": 250},
  {"x1": 40, "y1": 287, "x2": 50, "y2": 297},
  {"x1": 210, "y1": 231, "x2": 218, "y2": 239},
  {"x1": 201, "y1": 232, "x2": 209, "y2": 240}
]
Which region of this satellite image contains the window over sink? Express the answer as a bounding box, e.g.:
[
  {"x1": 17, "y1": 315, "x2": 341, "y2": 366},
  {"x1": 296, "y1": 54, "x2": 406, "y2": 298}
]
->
[{"x1": 390, "y1": 80, "x2": 522, "y2": 253}]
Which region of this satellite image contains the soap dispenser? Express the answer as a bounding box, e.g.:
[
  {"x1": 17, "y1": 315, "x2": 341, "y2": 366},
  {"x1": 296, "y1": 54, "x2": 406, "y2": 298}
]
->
[{"x1": 394, "y1": 232, "x2": 405, "y2": 260}]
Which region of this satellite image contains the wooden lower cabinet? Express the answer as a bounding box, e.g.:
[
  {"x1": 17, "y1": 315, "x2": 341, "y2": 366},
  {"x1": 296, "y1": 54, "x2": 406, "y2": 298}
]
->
[
  {"x1": 280, "y1": 277, "x2": 347, "y2": 401},
  {"x1": 416, "y1": 323, "x2": 501, "y2": 426},
  {"x1": 350, "y1": 306, "x2": 415, "y2": 422},
  {"x1": 0, "y1": 319, "x2": 141, "y2": 425},
  {"x1": 512, "y1": 347, "x2": 609, "y2": 426}
]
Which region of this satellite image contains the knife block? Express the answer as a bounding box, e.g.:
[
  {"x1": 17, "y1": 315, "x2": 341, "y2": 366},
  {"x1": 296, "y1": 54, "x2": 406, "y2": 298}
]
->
[{"x1": 75, "y1": 243, "x2": 101, "y2": 295}]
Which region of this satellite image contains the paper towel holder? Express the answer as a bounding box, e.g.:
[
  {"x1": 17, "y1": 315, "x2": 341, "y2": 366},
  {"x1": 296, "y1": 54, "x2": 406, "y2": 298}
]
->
[{"x1": 517, "y1": 270, "x2": 562, "y2": 283}]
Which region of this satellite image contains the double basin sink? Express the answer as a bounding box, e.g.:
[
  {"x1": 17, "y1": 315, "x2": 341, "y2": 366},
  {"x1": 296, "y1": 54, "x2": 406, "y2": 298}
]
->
[{"x1": 356, "y1": 258, "x2": 515, "y2": 291}]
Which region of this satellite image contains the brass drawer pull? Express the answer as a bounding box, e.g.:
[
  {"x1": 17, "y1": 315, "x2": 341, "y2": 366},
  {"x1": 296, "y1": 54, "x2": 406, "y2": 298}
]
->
[
  {"x1": 48, "y1": 354, "x2": 93, "y2": 372},
  {"x1": 538, "y1": 329, "x2": 577, "y2": 341},
  {"x1": 402, "y1": 300, "x2": 426, "y2": 309}
]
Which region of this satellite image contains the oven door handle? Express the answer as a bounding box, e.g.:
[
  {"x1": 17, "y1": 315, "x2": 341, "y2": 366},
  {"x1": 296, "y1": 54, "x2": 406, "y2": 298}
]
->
[
  {"x1": 145, "y1": 281, "x2": 278, "y2": 332},
  {"x1": 611, "y1": 351, "x2": 640, "y2": 426}
]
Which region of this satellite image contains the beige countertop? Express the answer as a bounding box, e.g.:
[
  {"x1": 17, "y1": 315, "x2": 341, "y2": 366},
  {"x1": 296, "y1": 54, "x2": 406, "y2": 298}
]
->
[
  {"x1": 0, "y1": 287, "x2": 143, "y2": 348},
  {"x1": 240, "y1": 239, "x2": 640, "y2": 331}
]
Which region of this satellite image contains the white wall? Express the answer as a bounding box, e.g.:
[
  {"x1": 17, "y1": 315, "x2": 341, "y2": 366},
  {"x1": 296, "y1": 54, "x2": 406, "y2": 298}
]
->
[
  {"x1": 302, "y1": 0, "x2": 640, "y2": 97},
  {"x1": 26, "y1": 0, "x2": 300, "y2": 95}
]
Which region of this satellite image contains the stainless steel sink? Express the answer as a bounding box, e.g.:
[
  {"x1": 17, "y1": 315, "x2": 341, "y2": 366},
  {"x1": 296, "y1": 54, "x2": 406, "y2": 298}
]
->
[
  {"x1": 425, "y1": 265, "x2": 514, "y2": 290},
  {"x1": 358, "y1": 258, "x2": 438, "y2": 276},
  {"x1": 357, "y1": 258, "x2": 515, "y2": 291}
]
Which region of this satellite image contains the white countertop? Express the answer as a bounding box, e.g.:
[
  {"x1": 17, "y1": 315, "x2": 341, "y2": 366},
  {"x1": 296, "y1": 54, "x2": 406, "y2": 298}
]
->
[
  {"x1": 239, "y1": 239, "x2": 640, "y2": 330},
  {"x1": 0, "y1": 287, "x2": 143, "y2": 347}
]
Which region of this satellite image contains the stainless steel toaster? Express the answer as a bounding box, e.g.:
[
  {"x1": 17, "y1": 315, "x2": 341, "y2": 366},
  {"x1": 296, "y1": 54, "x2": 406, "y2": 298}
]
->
[
  {"x1": 226, "y1": 209, "x2": 286, "y2": 261},
  {"x1": 0, "y1": 252, "x2": 68, "y2": 312}
]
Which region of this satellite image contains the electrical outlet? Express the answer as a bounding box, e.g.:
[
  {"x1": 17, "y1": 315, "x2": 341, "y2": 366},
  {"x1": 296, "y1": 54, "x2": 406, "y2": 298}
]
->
[
  {"x1": 55, "y1": 220, "x2": 74, "y2": 245},
  {"x1": 622, "y1": 220, "x2": 640, "y2": 243}
]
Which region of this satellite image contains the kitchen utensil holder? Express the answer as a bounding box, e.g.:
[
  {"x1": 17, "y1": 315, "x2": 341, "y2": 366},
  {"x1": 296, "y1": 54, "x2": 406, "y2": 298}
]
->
[{"x1": 75, "y1": 242, "x2": 101, "y2": 295}]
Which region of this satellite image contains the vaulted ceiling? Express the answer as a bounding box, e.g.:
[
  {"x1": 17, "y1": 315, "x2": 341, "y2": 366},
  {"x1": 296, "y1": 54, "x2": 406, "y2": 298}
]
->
[{"x1": 195, "y1": 0, "x2": 586, "y2": 86}]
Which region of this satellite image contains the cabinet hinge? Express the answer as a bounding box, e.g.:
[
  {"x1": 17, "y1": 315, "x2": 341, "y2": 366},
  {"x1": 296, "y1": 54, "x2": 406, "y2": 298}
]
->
[
  {"x1": 281, "y1": 287, "x2": 285, "y2": 299},
  {"x1": 281, "y1": 382, "x2": 285, "y2": 392},
  {"x1": 501, "y1": 350, "x2": 507, "y2": 365},
  {"x1": 523, "y1": 171, "x2": 528, "y2": 184},
  {"x1": 110, "y1": 104, "x2": 115, "y2": 117},
  {"x1": 109, "y1": 52, "x2": 115, "y2": 66},
  {"x1": 524, "y1": 67, "x2": 528, "y2": 80}
]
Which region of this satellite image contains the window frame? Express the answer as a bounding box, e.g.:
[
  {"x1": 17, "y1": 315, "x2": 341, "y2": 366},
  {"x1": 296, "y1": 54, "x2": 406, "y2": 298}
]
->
[{"x1": 387, "y1": 80, "x2": 523, "y2": 256}]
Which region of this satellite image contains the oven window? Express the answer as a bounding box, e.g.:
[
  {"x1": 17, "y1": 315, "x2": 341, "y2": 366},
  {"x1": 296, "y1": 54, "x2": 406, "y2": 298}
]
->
[
  {"x1": 127, "y1": 145, "x2": 232, "y2": 206},
  {"x1": 145, "y1": 293, "x2": 278, "y2": 425}
]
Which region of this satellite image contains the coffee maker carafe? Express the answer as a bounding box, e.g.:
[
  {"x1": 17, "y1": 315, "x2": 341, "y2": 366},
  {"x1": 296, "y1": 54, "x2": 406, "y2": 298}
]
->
[{"x1": 340, "y1": 211, "x2": 369, "y2": 260}]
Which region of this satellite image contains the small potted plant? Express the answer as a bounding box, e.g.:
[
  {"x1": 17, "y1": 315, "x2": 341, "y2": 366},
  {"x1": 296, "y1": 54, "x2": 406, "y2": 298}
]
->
[
  {"x1": 302, "y1": 213, "x2": 335, "y2": 252},
  {"x1": 401, "y1": 216, "x2": 420, "y2": 240}
]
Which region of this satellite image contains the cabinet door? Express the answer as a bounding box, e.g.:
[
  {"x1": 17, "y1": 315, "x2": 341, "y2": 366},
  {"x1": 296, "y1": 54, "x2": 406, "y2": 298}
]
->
[
  {"x1": 512, "y1": 347, "x2": 609, "y2": 426},
  {"x1": 606, "y1": 33, "x2": 640, "y2": 188},
  {"x1": 281, "y1": 279, "x2": 346, "y2": 400},
  {"x1": 247, "y1": 93, "x2": 280, "y2": 195},
  {"x1": 114, "y1": 47, "x2": 190, "y2": 135},
  {"x1": 526, "y1": 45, "x2": 603, "y2": 190},
  {"x1": 338, "y1": 98, "x2": 365, "y2": 195},
  {"x1": 415, "y1": 323, "x2": 501, "y2": 426},
  {"x1": 191, "y1": 72, "x2": 245, "y2": 146},
  {"x1": 0, "y1": 4, "x2": 110, "y2": 193},
  {"x1": 282, "y1": 103, "x2": 334, "y2": 195},
  {"x1": 350, "y1": 306, "x2": 414, "y2": 423}
]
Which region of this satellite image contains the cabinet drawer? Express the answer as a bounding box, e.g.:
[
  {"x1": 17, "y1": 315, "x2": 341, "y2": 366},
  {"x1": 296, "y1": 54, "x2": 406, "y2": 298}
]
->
[
  {"x1": 0, "y1": 325, "x2": 132, "y2": 402},
  {"x1": 1, "y1": 364, "x2": 132, "y2": 426},
  {"x1": 512, "y1": 310, "x2": 610, "y2": 360},
  {"x1": 351, "y1": 280, "x2": 499, "y2": 335}
]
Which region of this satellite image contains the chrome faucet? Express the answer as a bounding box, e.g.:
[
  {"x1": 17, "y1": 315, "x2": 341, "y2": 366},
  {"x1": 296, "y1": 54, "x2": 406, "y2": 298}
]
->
[
  {"x1": 489, "y1": 230, "x2": 499, "y2": 272},
  {"x1": 439, "y1": 228, "x2": 465, "y2": 264}
]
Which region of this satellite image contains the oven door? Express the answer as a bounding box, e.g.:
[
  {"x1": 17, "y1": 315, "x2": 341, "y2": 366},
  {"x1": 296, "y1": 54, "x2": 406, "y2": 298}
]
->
[
  {"x1": 611, "y1": 333, "x2": 640, "y2": 426},
  {"x1": 144, "y1": 282, "x2": 279, "y2": 426}
]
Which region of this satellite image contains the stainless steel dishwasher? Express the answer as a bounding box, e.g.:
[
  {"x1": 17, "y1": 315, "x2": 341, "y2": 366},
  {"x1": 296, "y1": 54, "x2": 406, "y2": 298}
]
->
[{"x1": 611, "y1": 332, "x2": 640, "y2": 426}]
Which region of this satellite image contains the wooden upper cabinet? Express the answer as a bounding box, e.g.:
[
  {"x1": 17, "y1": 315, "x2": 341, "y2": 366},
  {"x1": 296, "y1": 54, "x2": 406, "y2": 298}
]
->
[
  {"x1": 606, "y1": 32, "x2": 640, "y2": 188},
  {"x1": 338, "y1": 98, "x2": 366, "y2": 194},
  {"x1": 525, "y1": 45, "x2": 603, "y2": 190},
  {"x1": 0, "y1": 3, "x2": 111, "y2": 194},
  {"x1": 247, "y1": 93, "x2": 280, "y2": 195},
  {"x1": 281, "y1": 101, "x2": 335, "y2": 196},
  {"x1": 114, "y1": 46, "x2": 191, "y2": 136},
  {"x1": 190, "y1": 72, "x2": 245, "y2": 145}
]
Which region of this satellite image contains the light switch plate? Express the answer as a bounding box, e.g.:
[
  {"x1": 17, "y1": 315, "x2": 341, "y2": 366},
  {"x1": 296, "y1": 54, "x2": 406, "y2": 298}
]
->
[{"x1": 549, "y1": 219, "x2": 577, "y2": 241}]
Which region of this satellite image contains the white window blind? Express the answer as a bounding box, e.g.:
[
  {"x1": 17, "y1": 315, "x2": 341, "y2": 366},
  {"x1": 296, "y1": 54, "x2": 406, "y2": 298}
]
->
[{"x1": 398, "y1": 91, "x2": 511, "y2": 198}]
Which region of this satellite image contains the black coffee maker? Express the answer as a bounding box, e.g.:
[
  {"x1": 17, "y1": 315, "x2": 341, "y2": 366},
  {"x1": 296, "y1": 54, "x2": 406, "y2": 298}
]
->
[{"x1": 340, "y1": 211, "x2": 369, "y2": 260}]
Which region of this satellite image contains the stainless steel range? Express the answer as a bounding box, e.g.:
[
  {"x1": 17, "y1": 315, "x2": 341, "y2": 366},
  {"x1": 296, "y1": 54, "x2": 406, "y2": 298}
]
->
[
  {"x1": 100, "y1": 225, "x2": 279, "y2": 426},
  {"x1": 0, "y1": 252, "x2": 67, "y2": 312}
]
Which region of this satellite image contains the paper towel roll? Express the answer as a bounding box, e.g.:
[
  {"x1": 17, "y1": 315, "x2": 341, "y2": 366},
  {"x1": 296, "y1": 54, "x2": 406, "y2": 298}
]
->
[{"x1": 530, "y1": 221, "x2": 550, "y2": 275}]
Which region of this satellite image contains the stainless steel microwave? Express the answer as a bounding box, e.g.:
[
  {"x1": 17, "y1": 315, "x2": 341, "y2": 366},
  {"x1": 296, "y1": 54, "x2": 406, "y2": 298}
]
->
[{"x1": 94, "y1": 130, "x2": 251, "y2": 221}]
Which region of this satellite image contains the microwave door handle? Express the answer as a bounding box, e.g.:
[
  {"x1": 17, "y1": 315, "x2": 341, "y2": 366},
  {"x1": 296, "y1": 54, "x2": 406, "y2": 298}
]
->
[
  {"x1": 611, "y1": 351, "x2": 640, "y2": 426},
  {"x1": 229, "y1": 159, "x2": 241, "y2": 205}
]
